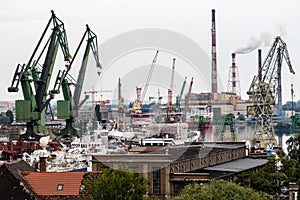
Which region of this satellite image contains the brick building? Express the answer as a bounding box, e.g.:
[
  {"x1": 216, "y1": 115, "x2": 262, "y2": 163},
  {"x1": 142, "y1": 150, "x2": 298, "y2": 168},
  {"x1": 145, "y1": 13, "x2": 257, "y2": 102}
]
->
[{"x1": 92, "y1": 142, "x2": 267, "y2": 198}]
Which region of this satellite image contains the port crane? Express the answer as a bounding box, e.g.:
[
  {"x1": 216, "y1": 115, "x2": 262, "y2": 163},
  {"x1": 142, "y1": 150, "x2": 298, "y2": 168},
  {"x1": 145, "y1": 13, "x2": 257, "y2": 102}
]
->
[
  {"x1": 132, "y1": 50, "x2": 159, "y2": 113},
  {"x1": 247, "y1": 36, "x2": 295, "y2": 148},
  {"x1": 8, "y1": 11, "x2": 72, "y2": 140},
  {"x1": 183, "y1": 77, "x2": 193, "y2": 122},
  {"x1": 175, "y1": 77, "x2": 187, "y2": 112},
  {"x1": 51, "y1": 25, "x2": 102, "y2": 137}
]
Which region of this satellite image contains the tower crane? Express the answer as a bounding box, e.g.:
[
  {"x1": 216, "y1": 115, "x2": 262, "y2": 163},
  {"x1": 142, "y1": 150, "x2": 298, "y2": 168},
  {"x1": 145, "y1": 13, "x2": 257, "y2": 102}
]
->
[
  {"x1": 51, "y1": 25, "x2": 102, "y2": 137},
  {"x1": 133, "y1": 50, "x2": 159, "y2": 113},
  {"x1": 8, "y1": 10, "x2": 72, "y2": 140},
  {"x1": 247, "y1": 36, "x2": 295, "y2": 148}
]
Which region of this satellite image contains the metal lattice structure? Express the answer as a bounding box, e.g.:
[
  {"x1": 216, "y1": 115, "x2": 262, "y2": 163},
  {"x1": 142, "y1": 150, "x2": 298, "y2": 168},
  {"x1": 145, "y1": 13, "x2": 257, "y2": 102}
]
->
[{"x1": 247, "y1": 36, "x2": 295, "y2": 148}]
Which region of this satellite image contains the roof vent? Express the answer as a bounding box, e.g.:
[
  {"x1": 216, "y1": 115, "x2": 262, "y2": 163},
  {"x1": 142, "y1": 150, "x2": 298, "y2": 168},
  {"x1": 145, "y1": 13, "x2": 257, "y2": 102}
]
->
[{"x1": 57, "y1": 184, "x2": 64, "y2": 191}]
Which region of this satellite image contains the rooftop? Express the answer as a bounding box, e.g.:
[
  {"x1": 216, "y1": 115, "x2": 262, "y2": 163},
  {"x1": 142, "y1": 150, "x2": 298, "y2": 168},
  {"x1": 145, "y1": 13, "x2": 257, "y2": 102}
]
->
[
  {"x1": 202, "y1": 157, "x2": 267, "y2": 172},
  {"x1": 22, "y1": 172, "x2": 85, "y2": 197}
]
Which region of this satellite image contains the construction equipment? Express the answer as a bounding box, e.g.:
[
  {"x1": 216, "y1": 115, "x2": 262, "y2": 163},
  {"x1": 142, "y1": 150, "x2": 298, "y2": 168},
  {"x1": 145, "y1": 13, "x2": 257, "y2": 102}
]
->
[
  {"x1": 51, "y1": 25, "x2": 101, "y2": 137},
  {"x1": 247, "y1": 36, "x2": 295, "y2": 148},
  {"x1": 167, "y1": 58, "x2": 176, "y2": 111},
  {"x1": 191, "y1": 115, "x2": 211, "y2": 141},
  {"x1": 220, "y1": 113, "x2": 236, "y2": 141},
  {"x1": 176, "y1": 77, "x2": 187, "y2": 112},
  {"x1": 183, "y1": 77, "x2": 194, "y2": 122},
  {"x1": 8, "y1": 10, "x2": 72, "y2": 140},
  {"x1": 133, "y1": 50, "x2": 159, "y2": 113}
]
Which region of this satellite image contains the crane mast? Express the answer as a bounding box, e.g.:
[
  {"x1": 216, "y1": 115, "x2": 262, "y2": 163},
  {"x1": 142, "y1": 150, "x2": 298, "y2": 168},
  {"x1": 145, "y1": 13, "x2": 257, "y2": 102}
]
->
[
  {"x1": 247, "y1": 36, "x2": 295, "y2": 148},
  {"x1": 8, "y1": 10, "x2": 71, "y2": 139}
]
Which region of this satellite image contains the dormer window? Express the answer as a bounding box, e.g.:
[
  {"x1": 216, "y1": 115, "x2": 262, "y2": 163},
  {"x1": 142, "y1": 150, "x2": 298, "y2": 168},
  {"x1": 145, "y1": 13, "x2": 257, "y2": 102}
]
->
[{"x1": 57, "y1": 184, "x2": 64, "y2": 191}]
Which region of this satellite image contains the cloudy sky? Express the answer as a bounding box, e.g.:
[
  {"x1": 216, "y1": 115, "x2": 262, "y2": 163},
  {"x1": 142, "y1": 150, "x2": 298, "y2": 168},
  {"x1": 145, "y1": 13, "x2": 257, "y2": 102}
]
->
[{"x1": 0, "y1": 0, "x2": 299, "y2": 104}]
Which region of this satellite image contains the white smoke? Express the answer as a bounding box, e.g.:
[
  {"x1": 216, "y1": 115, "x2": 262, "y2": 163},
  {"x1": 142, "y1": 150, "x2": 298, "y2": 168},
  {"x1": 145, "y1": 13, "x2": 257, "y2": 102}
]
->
[{"x1": 235, "y1": 32, "x2": 273, "y2": 54}]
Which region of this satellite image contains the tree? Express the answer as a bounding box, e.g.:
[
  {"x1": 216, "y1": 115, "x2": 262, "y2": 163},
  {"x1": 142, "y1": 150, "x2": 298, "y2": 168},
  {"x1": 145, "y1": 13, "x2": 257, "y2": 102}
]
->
[
  {"x1": 286, "y1": 133, "x2": 300, "y2": 161},
  {"x1": 236, "y1": 155, "x2": 288, "y2": 196},
  {"x1": 81, "y1": 167, "x2": 148, "y2": 200},
  {"x1": 6, "y1": 110, "x2": 14, "y2": 124},
  {"x1": 172, "y1": 179, "x2": 270, "y2": 200}
]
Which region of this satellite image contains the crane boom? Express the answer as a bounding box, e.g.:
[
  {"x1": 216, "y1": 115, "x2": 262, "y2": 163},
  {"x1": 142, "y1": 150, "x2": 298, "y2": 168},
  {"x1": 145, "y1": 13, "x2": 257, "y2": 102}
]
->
[
  {"x1": 8, "y1": 10, "x2": 71, "y2": 139},
  {"x1": 176, "y1": 77, "x2": 187, "y2": 112},
  {"x1": 168, "y1": 58, "x2": 176, "y2": 110},
  {"x1": 52, "y1": 25, "x2": 102, "y2": 137},
  {"x1": 183, "y1": 77, "x2": 193, "y2": 122},
  {"x1": 141, "y1": 50, "x2": 159, "y2": 103},
  {"x1": 247, "y1": 36, "x2": 295, "y2": 148}
]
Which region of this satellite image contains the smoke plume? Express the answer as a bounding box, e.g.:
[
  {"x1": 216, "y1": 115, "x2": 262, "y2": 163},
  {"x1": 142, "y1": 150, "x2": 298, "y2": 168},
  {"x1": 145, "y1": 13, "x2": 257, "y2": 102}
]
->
[{"x1": 235, "y1": 32, "x2": 272, "y2": 54}]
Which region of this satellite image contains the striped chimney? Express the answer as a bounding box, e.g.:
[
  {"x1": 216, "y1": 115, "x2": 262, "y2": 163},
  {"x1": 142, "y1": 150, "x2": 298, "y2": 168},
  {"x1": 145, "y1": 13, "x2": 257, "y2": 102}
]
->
[{"x1": 231, "y1": 53, "x2": 237, "y2": 94}]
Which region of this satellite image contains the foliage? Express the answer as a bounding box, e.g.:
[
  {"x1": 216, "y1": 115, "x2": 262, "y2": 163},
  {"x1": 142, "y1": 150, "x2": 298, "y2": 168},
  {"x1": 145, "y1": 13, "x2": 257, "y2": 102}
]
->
[
  {"x1": 236, "y1": 156, "x2": 288, "y2": 196},
  {"x1": 172, "y1": 179, "x2": 270, "y2": 200},
  {"x1": 236, "y1": 137, "x2": 300, "y2": 197},
  {"x1": 5, "y1": 110, "x2": 14, "y2": 124},
  {"x1": 286, "y1": 133, "x2": 300, "y2": 161},
  {"x1": 0, "y1": 111, "x2": 11, "y2": 124},
  {"x1": 81, "y1": 167, "x2": 148, "y2": 200}
]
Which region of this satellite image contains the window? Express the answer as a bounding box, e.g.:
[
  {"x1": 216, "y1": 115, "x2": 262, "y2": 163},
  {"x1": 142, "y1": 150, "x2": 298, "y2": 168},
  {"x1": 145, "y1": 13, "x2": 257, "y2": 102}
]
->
[
  {"x1": 57, "y1": 184, "x2": 64, "y2": 191},
  {"x1": 152, "y1": 168, "x2": 161, "y2": 195},
  {"x1": 173, "y1": 182, "x2": 184, "y2": 195}
]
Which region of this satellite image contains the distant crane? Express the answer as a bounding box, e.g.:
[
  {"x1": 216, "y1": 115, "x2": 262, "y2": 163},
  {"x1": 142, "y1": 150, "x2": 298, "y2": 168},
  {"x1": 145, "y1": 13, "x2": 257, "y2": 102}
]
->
[
  {"x1": 183, "y1": 77, "x2": 193, "y2": 122},
  {"x1": 176, "y1": 77, "x2": 187, "y2": 112},
  {"x1": 167, "y1": 58, "x2": 176, "y2": 112},
  {"x1": 8, "y1": 10, "x2": 72, "y2": 140},
  {"x1": 247, "y1": 36, "x2": 295, "y2": 148},
  {"x1": 133, "y1": 50, "x2": 159, "y2": 113}
]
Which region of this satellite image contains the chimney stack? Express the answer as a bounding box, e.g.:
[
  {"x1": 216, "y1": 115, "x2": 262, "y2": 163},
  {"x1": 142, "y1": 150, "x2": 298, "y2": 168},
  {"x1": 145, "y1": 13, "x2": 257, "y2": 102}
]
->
[
  {"x1": 231, "y1": 53, "x2": 237, "y2": 94},
  {"x1": 258, "y1": 49, "x2": 262, "y2": 81},
  {"x1": 211, "y1": 9, "x2": 218, "y2": 99}
]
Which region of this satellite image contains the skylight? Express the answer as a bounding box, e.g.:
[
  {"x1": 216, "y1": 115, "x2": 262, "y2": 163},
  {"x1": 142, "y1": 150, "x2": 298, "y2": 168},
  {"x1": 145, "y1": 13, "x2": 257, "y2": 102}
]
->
[{"x1": 57, "y1": 184, "x2": 64, "y2": 191}]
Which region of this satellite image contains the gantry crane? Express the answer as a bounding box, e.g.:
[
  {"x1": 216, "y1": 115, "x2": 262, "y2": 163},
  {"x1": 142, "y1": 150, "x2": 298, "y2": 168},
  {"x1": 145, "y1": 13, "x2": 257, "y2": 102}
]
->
[
  {"x1": 8, "y1": 10, "x2": 72, "y2": 140},
  {"x1": 51, "y1": 25, "x2": 102, "y2": 137},
  {"x1": 247, "y1": 36, "x2": 295, "y2": 148},
  {"x1": 132, "y1": 50, "x2": 159, "y2": 113}
]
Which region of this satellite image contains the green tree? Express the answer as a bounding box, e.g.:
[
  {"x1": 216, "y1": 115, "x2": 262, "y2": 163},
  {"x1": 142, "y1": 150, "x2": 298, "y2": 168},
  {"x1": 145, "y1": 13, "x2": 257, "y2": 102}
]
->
[
  {"x1": 172, "y1": 179, "x2": 270, "y2": 200},
  {"x1": 286, "y1": 133, "x2": 300, "y2": 161},
  {"x1": 6, "y1": 110, "x2": 14, "y2": 124},
  {"x1": 81, "y1": 167, "x2": 148, "y2": 200},
  {"x1": 236, "y1": 156, "x2": 288, "y2": 196}
]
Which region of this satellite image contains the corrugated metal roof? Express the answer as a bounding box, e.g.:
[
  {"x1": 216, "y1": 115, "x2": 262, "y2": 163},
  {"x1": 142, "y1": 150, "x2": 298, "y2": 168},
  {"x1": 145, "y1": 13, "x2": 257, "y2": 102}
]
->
[
  {"x1": 203, "y1": 158, "x2": 267, "y2": 172},
  {"x1": 23, "y1": 172, "x2": 85, "y2": 196}
]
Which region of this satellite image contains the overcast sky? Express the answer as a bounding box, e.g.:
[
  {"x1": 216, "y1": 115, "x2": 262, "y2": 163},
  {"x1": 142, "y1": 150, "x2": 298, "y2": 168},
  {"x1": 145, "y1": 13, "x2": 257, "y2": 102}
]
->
[{"x1": 1, "y1": 0, "x2": 299, "y2": 104}]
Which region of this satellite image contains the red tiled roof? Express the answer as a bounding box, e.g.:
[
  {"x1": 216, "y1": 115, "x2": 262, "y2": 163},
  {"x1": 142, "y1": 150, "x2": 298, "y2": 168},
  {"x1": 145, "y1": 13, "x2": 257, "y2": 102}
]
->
[{"x1": 22, "y1": 172, "x2": 85, "y2": 196}]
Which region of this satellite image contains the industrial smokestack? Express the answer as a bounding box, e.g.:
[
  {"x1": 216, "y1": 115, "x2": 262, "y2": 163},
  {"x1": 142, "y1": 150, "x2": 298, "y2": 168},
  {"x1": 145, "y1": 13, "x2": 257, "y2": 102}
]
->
[
  {"x1": 258, "y1": 49, "x2": 262, "y2": 81},
  {"x1": 231, "y1": 53, "x2": 237, "y2": 94},
  {"x1": 211, "y1": 9, "x2": 218, "y2": 98}
]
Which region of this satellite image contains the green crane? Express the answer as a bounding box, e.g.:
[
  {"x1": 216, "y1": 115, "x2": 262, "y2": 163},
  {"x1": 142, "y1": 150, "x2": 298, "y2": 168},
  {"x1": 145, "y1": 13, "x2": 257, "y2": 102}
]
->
[
  {"x1": 175, "y1": 77, "x2": 187, "y2": 112},
  {"x1": 220, "y1": 113, "x2": 236, "y2": 141},
  {"x1": 51, "y1": 25, "x2": 101, "y2": 137},
  {"x1": 8, "y1": 10, "x2": 71, "y2": 140}
]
